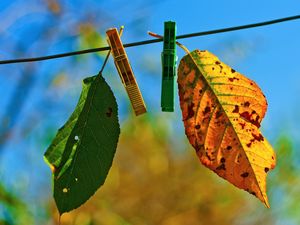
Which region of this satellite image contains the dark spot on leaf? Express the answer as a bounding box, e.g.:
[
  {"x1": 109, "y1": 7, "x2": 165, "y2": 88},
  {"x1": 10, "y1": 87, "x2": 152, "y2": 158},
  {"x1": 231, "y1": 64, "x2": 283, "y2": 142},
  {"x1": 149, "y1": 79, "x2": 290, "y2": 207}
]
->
[
  {"x1": 199, "y1": 89, "x2": 203, "y2": 94},
  {"x1": 264, "y1": 167, "x2": 269, "y2": 173},
  {"x1": 246, "y1": 143, "x2": 252, "y2": 147},
  {"x1": 239, "y1": 122, "x2": 246, "y2": 129},
  {"x1": 255, "y1": 115, "x2": 260, "y2": 125},
  {"x1": 250, "y1": 82, "x2": 253, "y2": 85},
  {"x1": 230, "y1": 87, "x2": 233, "y2": 90},
  {"x1": 244, "y1": 101, "x2": 250, "y2": 107},
  {"x1": 195, "y1": 144, "x2": 204, "y2": 152},
  {"x1": 195, "y1": 124, "x2": 201, "y2": 129},
  {"x1": 226, "y1": 146, "x2": 232, "y2": 150},
  {"x1": 187, "y1": 103, "x2": 195, "y2": 119},
  {"x1": 215, "y1": 61, "x2": 221, "y2": 65},
  {"x1": 241, "y1": 172, "x2": 249, "y2": 178},
  {"x1": 250, "y1": 191, "x2": 257, "y2": 196},
  {"x1": 212, "y1": 67, "x2": 215, "y2": 70},
  {"x1": 216, "y1": 110, "x2": 223, "y2": 119},
  {"x1": 231, "y1": 69, "x2": 236, "y2": 73},
  {"x1": 228, "y1": 77, "x2": 239, "y2": 82},
  {"x1": 236, "y1": 154, "x2": 241, "y2": 163},
  {"x1": 106, "y1": 107, "x2": 113, "y2": 117},
  {"x1": 203, "y1": 106, "x2": 211, "y2": 115},
  {"x1": 220, "y1": 157, "x2": 226, "y2": 163},
  {"x1": 240, "y1": 111, "x2": 260, "y2": 128},
  {"x1": 232, "y1": 105, "x2": 239, "y2": 113},
  {"x1": 206, "y1": 152, "x2": 213, "y2": 161},
  {"x1": 252, "y1": 133, "x2": 264, "y2": 142},
  {"x1": 216, "y1": 164, "x2": 226, "y2": 170}
]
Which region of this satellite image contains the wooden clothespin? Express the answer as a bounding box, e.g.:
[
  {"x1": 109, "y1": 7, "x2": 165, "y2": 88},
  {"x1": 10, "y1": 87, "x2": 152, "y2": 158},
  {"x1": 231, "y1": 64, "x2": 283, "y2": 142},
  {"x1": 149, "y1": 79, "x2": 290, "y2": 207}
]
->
[
  {"x1": 161, "y1": 21, "x2": 177, "y2": 112},
  {"x1": 106, "y1": 28, "x2": 147, "y2": 116}
]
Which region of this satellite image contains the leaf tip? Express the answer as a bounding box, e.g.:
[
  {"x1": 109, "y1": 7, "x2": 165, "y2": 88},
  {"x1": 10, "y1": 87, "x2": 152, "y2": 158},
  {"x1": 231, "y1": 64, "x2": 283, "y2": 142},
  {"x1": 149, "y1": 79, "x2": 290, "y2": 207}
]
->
[
  {"x1": 262, "y1": 198, "x2": 270, "y2": 208},
  {"x1": 255, "y1": 189, "x2": 270, "y2": 208},
  {"x1": 261, "y1": 194, "x2": 271, "y2": 208}
]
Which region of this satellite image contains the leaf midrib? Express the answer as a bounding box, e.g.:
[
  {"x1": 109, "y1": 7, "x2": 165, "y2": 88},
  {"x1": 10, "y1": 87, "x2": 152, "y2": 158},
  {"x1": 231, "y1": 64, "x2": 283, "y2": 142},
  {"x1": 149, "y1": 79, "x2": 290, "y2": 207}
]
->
[
  {"x1": 188, "y1": 52, "x2": 266, "y2": 205},
  {"x1": 59, "y1": 76, "x2": 100, "y2": 211}
]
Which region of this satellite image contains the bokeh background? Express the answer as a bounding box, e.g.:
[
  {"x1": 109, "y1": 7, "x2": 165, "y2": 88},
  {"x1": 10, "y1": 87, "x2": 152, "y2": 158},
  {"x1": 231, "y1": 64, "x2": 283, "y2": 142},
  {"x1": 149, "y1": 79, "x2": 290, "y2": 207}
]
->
[{"x1": 0, "y1": 1, "x2": 300, "y2": 224}]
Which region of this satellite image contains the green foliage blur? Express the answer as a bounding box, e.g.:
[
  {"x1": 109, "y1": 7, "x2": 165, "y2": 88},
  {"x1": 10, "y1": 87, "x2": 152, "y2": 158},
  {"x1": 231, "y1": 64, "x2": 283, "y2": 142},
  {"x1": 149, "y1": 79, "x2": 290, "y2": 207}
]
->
[{"x1": 2, "y1": 113, "x2": 300, "y2": 224}]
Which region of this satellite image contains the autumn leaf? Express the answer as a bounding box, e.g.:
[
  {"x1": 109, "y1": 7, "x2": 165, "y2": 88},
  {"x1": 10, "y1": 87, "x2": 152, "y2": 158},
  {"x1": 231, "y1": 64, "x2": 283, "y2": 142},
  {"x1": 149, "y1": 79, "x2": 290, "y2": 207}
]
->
[{"x1": 177, "y1": 50, "x2": 276, "y2": 207}]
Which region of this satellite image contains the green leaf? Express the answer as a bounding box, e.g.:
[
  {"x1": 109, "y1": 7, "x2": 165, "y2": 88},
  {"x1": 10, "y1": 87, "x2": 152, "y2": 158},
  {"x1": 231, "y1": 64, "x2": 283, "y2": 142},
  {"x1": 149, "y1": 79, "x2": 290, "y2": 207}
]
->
[{"x1": 44, "y1": 74, "x2": 120, "y2": 214}]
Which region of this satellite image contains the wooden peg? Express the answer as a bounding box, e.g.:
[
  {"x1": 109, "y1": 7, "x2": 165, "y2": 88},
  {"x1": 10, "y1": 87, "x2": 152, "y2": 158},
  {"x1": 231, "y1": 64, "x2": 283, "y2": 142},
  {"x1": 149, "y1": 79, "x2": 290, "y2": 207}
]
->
[{"x1": 106, "y1": 28, "x2": 147, "y2": 116}]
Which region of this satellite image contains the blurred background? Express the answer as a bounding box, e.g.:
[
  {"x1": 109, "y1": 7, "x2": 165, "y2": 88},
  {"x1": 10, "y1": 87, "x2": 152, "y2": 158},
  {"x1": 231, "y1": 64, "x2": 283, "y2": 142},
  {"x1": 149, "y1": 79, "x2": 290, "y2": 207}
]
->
[{"x1": 0, "y1": 0, "x2": 300, "y2": 224}]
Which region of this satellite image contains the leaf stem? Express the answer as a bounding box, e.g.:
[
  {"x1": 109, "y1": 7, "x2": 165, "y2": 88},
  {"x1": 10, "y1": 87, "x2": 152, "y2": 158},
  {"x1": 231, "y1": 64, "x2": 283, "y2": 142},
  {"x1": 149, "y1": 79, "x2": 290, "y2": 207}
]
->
[
  {"x1": 98, "y1": 26, "x2": 124, "y2": 75},
  {"x1": 148, "y1": 31, "x2": 190, "y2": 54}
]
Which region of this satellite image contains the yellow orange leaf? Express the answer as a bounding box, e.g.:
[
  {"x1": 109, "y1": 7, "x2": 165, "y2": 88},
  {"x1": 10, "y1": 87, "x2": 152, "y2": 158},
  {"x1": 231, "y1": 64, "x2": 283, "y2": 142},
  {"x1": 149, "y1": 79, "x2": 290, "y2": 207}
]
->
[{"x1": 177, "y1": 50, "x2": 276, "y2": 207}]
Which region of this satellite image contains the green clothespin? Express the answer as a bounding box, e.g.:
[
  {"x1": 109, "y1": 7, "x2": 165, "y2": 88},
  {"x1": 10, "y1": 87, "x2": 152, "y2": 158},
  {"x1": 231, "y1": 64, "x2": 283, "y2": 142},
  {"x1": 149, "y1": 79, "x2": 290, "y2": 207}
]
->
[{"x1": 161, "y1": 21, "x2": 177, "y2": 112}]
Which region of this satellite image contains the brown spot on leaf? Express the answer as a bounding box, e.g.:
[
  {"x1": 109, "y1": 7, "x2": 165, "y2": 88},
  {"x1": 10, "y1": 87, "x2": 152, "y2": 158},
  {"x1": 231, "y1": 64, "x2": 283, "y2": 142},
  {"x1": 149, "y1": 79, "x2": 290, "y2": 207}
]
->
[
  {"x1": 216, "y1": 164, "x2": 226, "y2": 170},
  {"x1": 239, "y1": 122, "x2": 246, "y2": 129},
  {"x1": 246, "y1": 143, "x2": 252, "y2": 147},
  {"x1": 244, "y1": 101, "x2": 250, "y2": 107},
  {"x1": 228, "y1": 77, "x2": 239, "y2": 82},
  {"x1": 195, "y1": 144, "x2": 204, "y2": 152},
  {"x1": 215, "y1": 61, "x2": 221, "y2": 65},
  {"x1": 236, "y1": 153, "x2": 241, "y2": 163},
  {"x1": 195, "y1": 124, "x2": 201, "y2": 129},
  {"x1": 205, "y1": 152, "x2": 213, "y2": 161},
  {"x1": 215, "y1": 110, "x2": 223, "y2": 119},
  {"x1": 226, "y1": 146, "x2": 232, "y2": 150},
  {"x1": 231, "y1": 69, "x2": 236, "y2": 73},
  {"x1": 240, "y1": 111, "x2": 260, "y2": 128},
  {"x1": 187, "y1": 103, "x2": 195, "y2": 119},
  {"x1": 220, "y1": 157, "x2": 226, "y2": 163},
  {"x1": 203, "y1": 106, "x2": 211, "y2": 115},
  {"x1": 232, "y1": 105, "x2": 239, "y2": 113},
  {"x1": 240, "y1": 111, "x2": 251, "y2": 120},
  {"x1": 264, "y1": 167, "x2": 269, "y2": 173},
  {"x1": 241, "y1": 172, "x2": 249, "y2": 178},
  {"x1": 252, "y1": 133, "x2": 264, "y2": 142},
  {"x1": 106, "y1": 107, "x2": 113, "y2": 117}
]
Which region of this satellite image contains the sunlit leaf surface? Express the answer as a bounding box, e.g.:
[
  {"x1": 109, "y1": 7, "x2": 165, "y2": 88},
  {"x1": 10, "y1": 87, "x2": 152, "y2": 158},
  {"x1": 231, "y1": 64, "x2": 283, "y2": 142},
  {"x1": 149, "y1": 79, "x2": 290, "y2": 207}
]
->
[{"x1": 177, "y1": 50, "x2": 276, "y2": 207}]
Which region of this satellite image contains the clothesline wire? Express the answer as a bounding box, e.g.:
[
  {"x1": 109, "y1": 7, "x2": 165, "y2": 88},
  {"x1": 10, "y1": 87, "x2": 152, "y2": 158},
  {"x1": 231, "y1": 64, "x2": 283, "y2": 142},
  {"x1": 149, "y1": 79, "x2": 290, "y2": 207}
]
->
[{"x1": 0, "y1": 14, "x2": 300, "y2": 65}]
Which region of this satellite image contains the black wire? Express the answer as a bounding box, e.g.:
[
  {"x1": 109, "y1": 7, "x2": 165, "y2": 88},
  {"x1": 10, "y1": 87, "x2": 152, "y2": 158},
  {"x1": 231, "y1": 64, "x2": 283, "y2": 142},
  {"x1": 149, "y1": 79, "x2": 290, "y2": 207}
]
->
[{"x1": 0, "y1": 14, "x2": 300, "y2": 65}]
